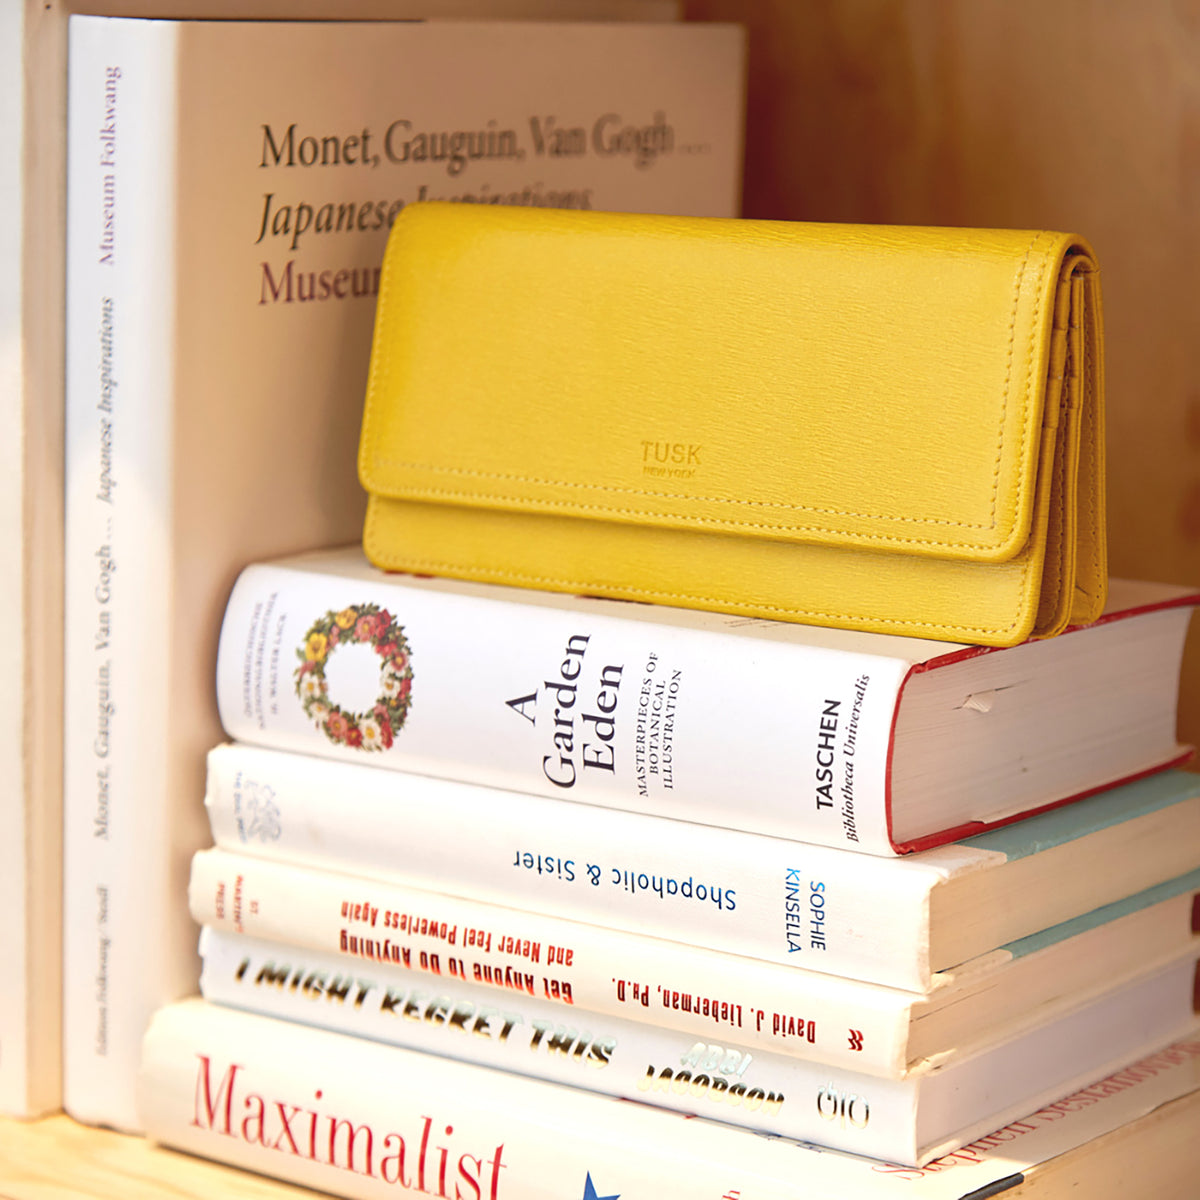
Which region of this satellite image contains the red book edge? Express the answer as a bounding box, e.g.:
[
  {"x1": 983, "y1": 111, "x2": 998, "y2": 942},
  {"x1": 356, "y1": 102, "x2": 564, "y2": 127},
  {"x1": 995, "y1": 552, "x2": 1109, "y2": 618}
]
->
[{"x1": 883, "y1": 588, "x2": 1200, "y2": 855}]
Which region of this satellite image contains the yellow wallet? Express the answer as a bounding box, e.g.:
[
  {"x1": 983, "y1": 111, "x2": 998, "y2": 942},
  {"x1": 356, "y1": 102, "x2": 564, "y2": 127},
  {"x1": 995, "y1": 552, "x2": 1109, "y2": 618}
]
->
[{"x1": 359, "y1": 204, "x2": 1105, "y2": 647}]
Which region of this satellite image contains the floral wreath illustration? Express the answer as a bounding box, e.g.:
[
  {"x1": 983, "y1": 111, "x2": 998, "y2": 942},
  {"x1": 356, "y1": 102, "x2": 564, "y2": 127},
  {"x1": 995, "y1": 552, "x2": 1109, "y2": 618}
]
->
[{"x1": 294, "y1": 603, "x2": 413, "y2": 751}]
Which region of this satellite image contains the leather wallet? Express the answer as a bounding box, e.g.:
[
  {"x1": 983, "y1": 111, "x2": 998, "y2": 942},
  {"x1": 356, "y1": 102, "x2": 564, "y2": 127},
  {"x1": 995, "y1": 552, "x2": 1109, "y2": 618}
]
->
[{"x1": 358, "y1": 204, "x2": 1105, "y2": 647}]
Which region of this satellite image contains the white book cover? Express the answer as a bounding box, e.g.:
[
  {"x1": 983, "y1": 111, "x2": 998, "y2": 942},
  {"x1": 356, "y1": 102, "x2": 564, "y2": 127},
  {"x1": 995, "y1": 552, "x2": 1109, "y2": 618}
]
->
[
  {"x1": 199, "y1": 926, "x2": 1200, "y2": 1166},
  {"x1": 188, "y1": 835, "x2": 1200, "y2": 1072},
  {"x1": 62, "y1": 13, "x2": 744, "y2": 1132},
  {"x1": 3, "y1": 0, "x2": 684, "y2": 1125},
  {"x1": 215, "y1": 547, "x2": 1196, "y2": 857},
  {"x1": 203, "y1": 740, "x2": 1200, "y2": 995},
  {"x1": 139, "y1": 997, "x2": 1200, "y2": 1197}
]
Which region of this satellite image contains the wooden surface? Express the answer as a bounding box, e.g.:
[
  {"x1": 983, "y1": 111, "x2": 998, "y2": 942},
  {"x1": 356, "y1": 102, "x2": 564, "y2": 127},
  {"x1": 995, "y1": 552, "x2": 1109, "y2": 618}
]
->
[
  {"x1": 0, "y1": 1114, "x2": 324, "y2": 1200},
  {"x1": 686, "y1": 0, "x2": 1200, "y2": 754},
  {"x1": 1, "y1": 1094, "x2": 1199, "y2": 1199}
]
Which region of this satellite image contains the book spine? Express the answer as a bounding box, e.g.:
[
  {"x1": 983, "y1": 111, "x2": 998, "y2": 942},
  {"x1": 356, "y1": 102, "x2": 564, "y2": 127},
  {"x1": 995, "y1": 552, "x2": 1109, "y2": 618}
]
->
[
  {"x1": 0, "y1": 2, "x2": 56, "y2": 1120},
  {"x1": 206, "y1": 741, "x2": 953, "y2": 990},
  {"x1": 215, "y1": 559, "x2": 914, "y2": 855},
  {"x1": 140, "y1": 998, "x2": 921, "y2": 1197},
  {"x1": 201, "y1": 927, "x2": 927, "y2": 1164},
  {"x1": 63, "y1": 18, "x2": 181, "y2": 1132},
  {"x1": 189, "y1": 847, "x2": 916, "y2": 1075}
]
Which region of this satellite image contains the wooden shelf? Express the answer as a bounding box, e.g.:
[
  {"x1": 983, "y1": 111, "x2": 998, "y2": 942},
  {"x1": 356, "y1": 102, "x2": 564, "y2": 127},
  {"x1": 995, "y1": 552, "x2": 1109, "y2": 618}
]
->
[
  {"x1": 0, "y1": 1114, "x2": 323, "y2": 1200},
  {"x1": 3, "y1": 1092, "x2": 1200, "y2": 1200}
]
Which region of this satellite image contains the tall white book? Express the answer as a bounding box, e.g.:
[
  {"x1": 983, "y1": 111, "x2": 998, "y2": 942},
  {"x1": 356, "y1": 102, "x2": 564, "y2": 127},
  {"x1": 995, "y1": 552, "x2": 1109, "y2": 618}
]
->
[
  {"x1": 3, "y1": 0, "x2": 683, "y2": 1125},
  {"x1": 62, "y1": 13, "x2": 744, "y2": 1131}
]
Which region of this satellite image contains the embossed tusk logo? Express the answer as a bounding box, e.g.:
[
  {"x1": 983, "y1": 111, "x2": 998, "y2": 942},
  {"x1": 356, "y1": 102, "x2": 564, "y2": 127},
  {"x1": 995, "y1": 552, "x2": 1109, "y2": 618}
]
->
[{"x1": 641, "y1": 440, "x2": 702, "y2": 480}]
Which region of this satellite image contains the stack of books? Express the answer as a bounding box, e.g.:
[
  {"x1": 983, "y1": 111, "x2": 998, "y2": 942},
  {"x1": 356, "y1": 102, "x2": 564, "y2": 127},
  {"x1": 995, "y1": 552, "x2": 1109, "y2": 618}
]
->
[{"x1": 135, "y1": 545, "x2": 1200, "y2": 1196}]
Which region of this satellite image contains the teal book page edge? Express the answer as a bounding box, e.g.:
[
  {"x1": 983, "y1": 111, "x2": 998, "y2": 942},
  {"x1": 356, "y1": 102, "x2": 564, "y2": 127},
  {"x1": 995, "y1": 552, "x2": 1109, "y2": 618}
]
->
[
  {"x1": 959, "y1": 769, "x2": 1200, "y2": 861},
  {"x1": 1001, "y1": 864, "x2": 1200, "y2": 959}
]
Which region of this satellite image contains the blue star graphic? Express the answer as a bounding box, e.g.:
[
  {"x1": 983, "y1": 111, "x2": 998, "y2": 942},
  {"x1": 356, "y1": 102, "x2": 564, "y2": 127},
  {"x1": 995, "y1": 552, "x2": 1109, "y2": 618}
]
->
[{"x1": 581, "y1": 1171, "x2": 620, "y2": 1200}]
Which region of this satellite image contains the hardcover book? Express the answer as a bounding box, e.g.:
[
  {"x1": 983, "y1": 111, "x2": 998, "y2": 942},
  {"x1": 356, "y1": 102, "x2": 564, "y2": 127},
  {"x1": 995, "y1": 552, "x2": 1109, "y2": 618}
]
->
[
  {"x1": 62, "y1": 13, "x2": 744, "y2": 1132},
  {"x1": 198, "y1": 926, "x2": 1200, "y2": 1167},
  {"x1": 215, "y1": 546, "x2": 1196, "y2": 856},
  {"x1": 139, "y1": 998, "x2": 1200, "y2": 1197},
  {"x1": 4, "y1": 0, "x2": 685, "y2": 1125}
]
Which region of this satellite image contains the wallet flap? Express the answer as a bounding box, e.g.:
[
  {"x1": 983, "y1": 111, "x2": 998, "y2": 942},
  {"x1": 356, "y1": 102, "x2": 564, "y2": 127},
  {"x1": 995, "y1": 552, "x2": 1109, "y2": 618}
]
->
[{"x1": 360, "y1": 205, "x2": 1093, "y2": 565}]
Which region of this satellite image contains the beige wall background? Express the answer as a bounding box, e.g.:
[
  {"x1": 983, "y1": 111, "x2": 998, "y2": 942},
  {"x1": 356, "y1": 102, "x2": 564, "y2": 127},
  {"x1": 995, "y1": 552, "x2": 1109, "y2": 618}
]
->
[{"x1": 687, "y1": 0, "x2": 1200, "y2": 751}]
